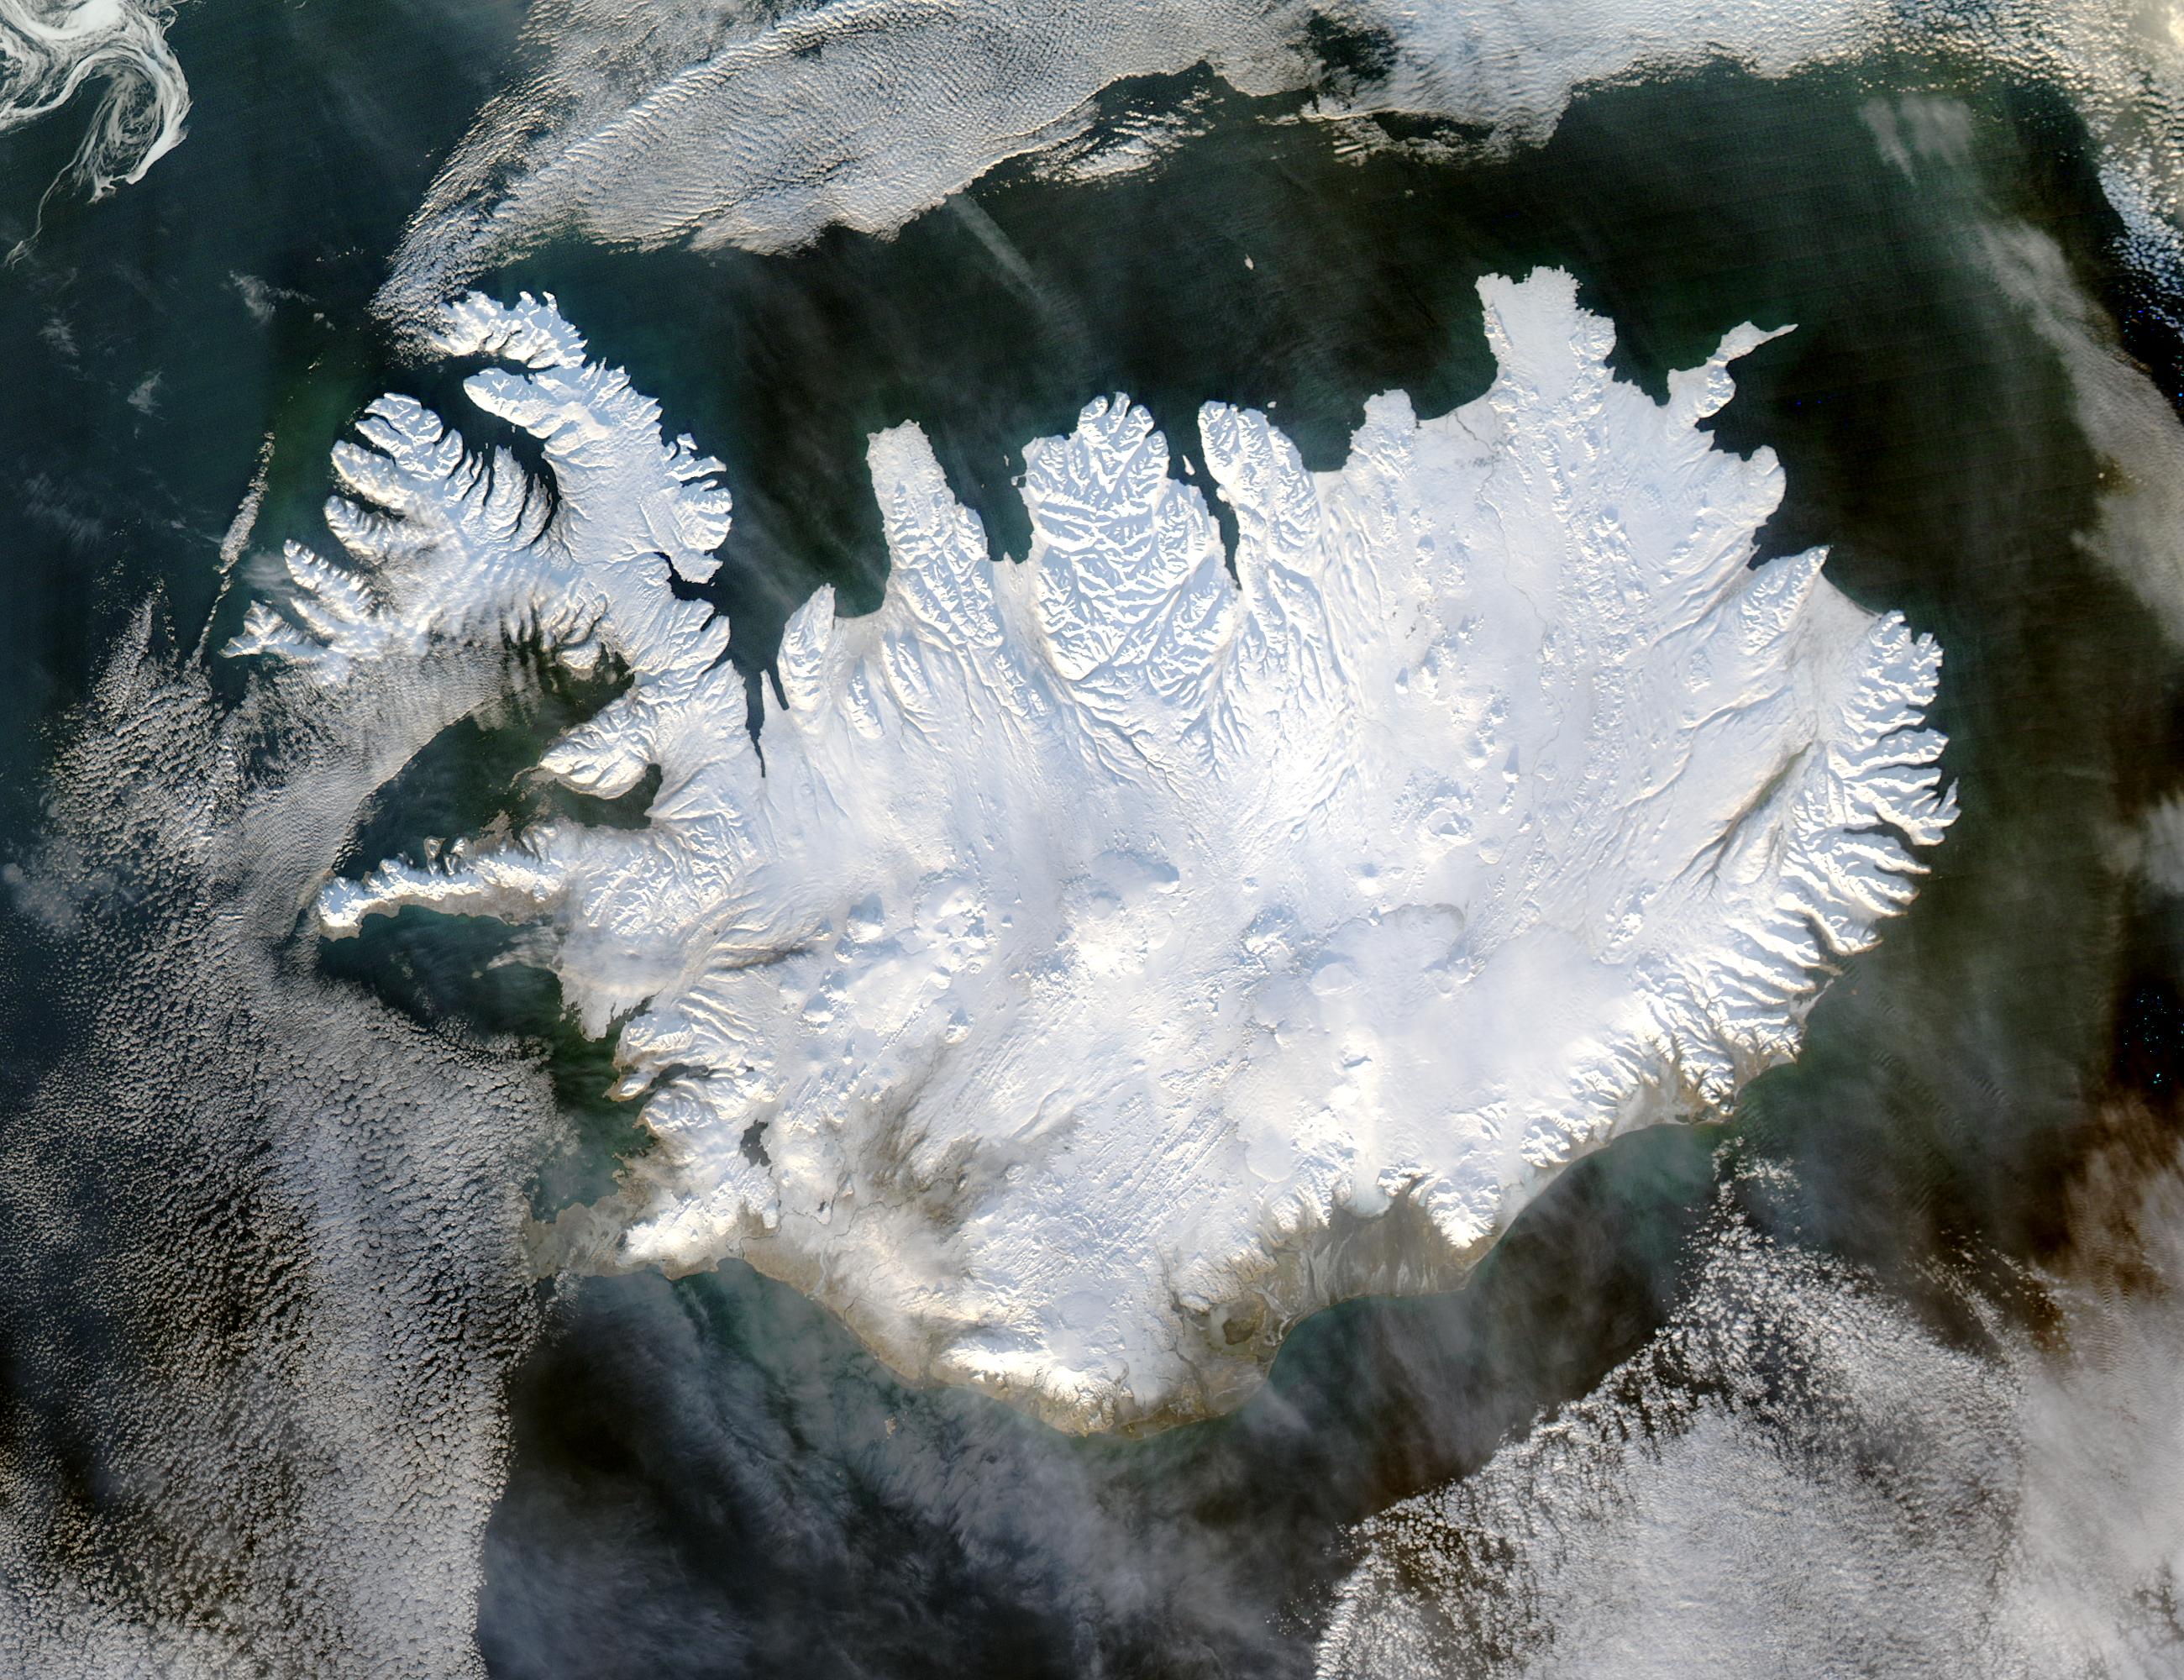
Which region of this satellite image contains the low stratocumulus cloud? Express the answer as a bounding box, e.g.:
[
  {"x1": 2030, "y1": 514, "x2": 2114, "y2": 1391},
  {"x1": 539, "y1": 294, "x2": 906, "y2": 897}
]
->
[
  {"x1": 5, "y1": 2, "x2": 2184, "y2": 1672},
  {"x1": 377, "y1": 0, "x2": 2184, "y2": 342},
  {"x1": 0, "y1": 623, "x2": 557, "y2": 1674},
  {"x1": 1318, "y1": 1149, "x2": 2184, "y2": 1680}
]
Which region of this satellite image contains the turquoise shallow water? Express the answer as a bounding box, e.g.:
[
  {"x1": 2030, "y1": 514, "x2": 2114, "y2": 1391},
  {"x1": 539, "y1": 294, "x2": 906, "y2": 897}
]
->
[{"x1": 0, "y1": 13, "x2": 2181, "y2": 1676}]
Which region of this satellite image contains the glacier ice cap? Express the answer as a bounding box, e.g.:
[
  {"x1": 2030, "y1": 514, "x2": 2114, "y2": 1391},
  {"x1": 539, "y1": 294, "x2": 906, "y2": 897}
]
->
[{"x1": 231, "y1": 270, "x2": 1956, "y2": 1434}]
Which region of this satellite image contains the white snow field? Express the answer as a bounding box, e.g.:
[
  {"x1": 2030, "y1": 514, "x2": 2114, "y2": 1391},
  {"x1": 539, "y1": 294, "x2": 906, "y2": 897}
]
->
[{"x1": 230, "y1": 270, "x2": 1955, "y2": 1431}]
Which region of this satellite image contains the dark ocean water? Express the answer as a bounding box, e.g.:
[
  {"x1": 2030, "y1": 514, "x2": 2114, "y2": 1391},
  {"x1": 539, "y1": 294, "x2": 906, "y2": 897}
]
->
[
  {"x1": 3, "y1": 12, "x2": 2181, "y2": 1676},
  {"x1": 467, "y1": 70, "x2": 2184, "y2": 1678}
]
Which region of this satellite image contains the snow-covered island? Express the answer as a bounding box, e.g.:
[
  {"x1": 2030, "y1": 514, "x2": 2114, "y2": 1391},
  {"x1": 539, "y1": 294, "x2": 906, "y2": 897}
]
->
[{"x1": 230, "y1": 272, "x2": 1955, "y2": 1433}]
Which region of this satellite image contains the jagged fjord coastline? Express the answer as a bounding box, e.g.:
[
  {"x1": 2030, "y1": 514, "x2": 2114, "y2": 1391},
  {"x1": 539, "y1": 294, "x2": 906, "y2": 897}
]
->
[{"x1": 230, "y1": 271, "x2": 1955, "y2": 1433}]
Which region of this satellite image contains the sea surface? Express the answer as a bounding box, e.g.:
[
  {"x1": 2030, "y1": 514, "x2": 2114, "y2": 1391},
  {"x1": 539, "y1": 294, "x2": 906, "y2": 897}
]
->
[{"x1": 2, "y1": 8, "x2": 2180, "y2": 1675}]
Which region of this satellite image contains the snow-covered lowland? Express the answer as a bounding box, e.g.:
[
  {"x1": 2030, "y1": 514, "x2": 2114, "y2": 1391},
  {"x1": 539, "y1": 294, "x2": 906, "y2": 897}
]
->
[{"x1": 228, "y1": 270, "x2": 1956, "y2": 1432}]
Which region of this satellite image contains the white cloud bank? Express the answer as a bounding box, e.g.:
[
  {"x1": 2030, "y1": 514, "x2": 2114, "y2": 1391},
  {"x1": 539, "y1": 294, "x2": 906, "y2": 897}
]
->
[
  {"x1": 0, "y1": 0, "x2": 187, "y2": 231},
  {"x1": 0, "y1": 621, "x2": 556, "y2": 1674},
  {"x1": 1316, "y1": 1158, "x2": 2184, "y2": 1679},
  {"x1": 379, "y1": 0, "x2": 2184, "y2": 343},
  {"x1": 228, "y1": 271, "x2": 1954, "y2": 1432}
]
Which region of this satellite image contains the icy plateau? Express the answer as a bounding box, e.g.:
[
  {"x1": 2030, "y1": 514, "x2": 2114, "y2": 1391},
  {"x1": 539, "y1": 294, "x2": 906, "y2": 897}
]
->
[{"x1": 230, "y1": 270, "x2": 1956, "y2": 1432}]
